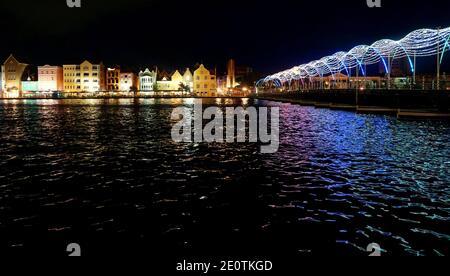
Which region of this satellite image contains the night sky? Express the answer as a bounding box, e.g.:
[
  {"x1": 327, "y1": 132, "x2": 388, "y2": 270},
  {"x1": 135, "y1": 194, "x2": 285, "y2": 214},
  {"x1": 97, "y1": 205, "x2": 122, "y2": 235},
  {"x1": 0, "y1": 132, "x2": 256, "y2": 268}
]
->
[{"x1": 1, "y1": 0, "x2": 449, "y2": 74}]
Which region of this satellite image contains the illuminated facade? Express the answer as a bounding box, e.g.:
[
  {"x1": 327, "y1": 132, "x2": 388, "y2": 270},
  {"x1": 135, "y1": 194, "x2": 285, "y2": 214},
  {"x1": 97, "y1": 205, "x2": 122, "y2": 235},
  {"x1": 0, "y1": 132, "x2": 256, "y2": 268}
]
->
[
  {"x1": 156, "y1": 70, "x2": 191, "y2": 91},
  {"x1": 119, "y1": 72, "x2": 137, "y2": 92},
  {"x1": 107, "y1": 67, "x2": 120, "y2": 91},
  {"x1": 1, "y1": 54, "x2": 28, "y2": 97},
  {"x1": 183, "y1": 68, "x2": 193, "y2": 91},
  {"x1": 63, "y1": 65, "x2": 80, "y2": 92},
  {"x1": 157, "y1": 77, "x2": 177, "y2": 91},
  {"x1": 193, "y1": 64, "x2": 217, "y2": 97},
  {"x1": 172, "y1": 70, "x2": 183, "y2": 86},
  {"x1": 38, "y1": 65, "x2": 63, "y2": 92},
  {"x1": 139, "y1": 68, "x2": 157, "y2": 92},
  {"x1": 63, "y1": 60, "x2": 105, "y2": 92}
]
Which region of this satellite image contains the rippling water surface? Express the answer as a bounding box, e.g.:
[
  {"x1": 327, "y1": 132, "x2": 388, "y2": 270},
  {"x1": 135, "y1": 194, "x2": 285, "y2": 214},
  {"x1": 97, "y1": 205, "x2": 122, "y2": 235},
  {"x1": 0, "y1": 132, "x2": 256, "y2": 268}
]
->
[{"x1": 0, "y1": 98, "x2": 449, "y2": 256}]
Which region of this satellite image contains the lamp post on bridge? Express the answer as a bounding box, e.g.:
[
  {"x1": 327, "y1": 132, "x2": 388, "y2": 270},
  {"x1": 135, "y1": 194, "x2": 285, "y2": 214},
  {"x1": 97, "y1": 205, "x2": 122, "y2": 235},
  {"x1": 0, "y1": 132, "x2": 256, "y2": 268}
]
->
[
  {"x1": 437, "y1": 27, "x2": 441, "y2": 91},
  {"x1": 387, "y1": 55, "x2": 392, "y2": 90},
  {"x1": 413, "y1": 51, "x2": 416, "y2": 89}
]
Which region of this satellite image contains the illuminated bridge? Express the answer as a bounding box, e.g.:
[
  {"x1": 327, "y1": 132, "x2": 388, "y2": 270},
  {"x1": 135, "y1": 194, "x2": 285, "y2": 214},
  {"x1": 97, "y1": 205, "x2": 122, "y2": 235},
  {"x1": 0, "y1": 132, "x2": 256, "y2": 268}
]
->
[{"x1": 259, "y1": 27, "x2": 450, "y2": 91}]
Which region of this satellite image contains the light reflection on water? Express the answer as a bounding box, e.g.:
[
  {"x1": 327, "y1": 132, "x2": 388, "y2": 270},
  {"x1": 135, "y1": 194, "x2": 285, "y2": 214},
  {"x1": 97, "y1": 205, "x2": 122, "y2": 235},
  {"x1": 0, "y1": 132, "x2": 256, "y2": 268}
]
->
[{"x1": 0, "y1": 98, "x2": 449, "y2": 256}]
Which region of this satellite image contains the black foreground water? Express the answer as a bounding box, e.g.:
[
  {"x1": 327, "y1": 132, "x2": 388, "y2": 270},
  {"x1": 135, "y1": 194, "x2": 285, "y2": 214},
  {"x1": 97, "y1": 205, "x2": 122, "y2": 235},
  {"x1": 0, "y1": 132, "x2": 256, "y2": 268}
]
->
[{"x1": 0, "y1": 98, "x2": 449, "y2": 257}]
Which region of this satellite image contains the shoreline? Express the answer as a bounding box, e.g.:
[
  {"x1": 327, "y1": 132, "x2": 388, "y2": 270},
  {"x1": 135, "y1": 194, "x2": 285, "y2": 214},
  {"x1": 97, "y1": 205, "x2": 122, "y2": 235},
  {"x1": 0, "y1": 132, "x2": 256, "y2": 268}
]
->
[
  {"x1": 253, "y1": 90, "x2": 450, "y2": 119},
  {"x1": 0, "y1": 96, "x2": 250, "y2": 100},
  {"x1": 2, "y1": 93, "x2": 450, "y2": 119}
]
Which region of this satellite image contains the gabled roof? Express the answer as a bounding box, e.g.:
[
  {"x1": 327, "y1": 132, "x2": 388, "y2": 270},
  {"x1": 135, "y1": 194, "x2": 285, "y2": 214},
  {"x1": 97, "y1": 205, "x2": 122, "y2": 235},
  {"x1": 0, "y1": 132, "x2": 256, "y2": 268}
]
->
[
  {"x1": 183, "y1": 68, "x2": 192, "y2": 76},
  {"x1": 172, "y1": 70, "x2": 183, "y2": 79},
  {"x1": 4, "y1": 54, "x2": 28, "y2": 66},
  {"x1": 139, "y1": 68, "x2": 156, "y2": 77}
]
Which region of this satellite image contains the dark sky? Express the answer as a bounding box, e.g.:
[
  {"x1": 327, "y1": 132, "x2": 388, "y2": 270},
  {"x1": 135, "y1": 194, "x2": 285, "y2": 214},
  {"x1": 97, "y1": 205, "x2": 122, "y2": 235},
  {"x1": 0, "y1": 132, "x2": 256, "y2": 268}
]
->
[{"x1": 0, "y1": 0, "x2": 449, "y2": 74}]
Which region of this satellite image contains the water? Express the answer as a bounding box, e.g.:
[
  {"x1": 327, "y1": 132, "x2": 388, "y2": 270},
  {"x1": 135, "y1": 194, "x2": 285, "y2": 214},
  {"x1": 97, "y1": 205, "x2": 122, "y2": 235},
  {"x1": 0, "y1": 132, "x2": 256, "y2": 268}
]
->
[{"x1": 0, "y1": 98, "x2": 449, "y2": 257}]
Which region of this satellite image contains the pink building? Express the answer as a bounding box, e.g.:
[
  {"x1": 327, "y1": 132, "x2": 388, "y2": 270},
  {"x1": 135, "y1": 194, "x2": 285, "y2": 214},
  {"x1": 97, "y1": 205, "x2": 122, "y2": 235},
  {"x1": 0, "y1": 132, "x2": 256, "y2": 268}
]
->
[
  {"x1": 38, "y1": 65, "x2": 63, "y2": 92},
  {"x1": 120, "y1": 72, "x2": 137, "y2": 92}
]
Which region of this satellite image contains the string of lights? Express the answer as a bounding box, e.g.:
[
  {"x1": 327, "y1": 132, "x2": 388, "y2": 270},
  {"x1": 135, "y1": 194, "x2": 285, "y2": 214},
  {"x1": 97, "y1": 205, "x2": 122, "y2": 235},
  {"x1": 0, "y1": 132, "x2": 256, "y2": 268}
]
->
[{"x1": 261, "y1": 27, "x2": 450, "y2": 86}]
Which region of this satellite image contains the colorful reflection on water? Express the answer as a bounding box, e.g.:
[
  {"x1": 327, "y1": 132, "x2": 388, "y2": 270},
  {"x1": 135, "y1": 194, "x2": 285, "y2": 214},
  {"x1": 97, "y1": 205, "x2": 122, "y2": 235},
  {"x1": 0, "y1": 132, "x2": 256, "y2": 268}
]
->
[{"x1": 0, "y1": 98, "x2": 448, "y2": 256}]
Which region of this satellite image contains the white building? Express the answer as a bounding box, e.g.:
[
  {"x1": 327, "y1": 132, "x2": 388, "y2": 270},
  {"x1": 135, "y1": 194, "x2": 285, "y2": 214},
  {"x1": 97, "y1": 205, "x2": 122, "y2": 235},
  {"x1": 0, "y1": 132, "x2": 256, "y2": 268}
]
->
[
  {"x1": 139, "y1": 68, "x2": 157, "y2": 92},
  {"x1": 183, "y1": 68, "x2": 194, "y2": 91}
]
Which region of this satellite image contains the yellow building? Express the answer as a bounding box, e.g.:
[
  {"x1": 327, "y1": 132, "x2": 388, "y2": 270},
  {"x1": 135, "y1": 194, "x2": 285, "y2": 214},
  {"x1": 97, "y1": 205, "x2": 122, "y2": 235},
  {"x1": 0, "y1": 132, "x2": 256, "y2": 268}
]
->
[
  {"x1": 2, "y1": 54, "x2": 28, "y2": 97},
  {"x1": 157, "y1": 76, "x2": 178, "y2": 91},
  {"x1": 63, "y1": 60, "x2": 105, "y2": 92},
  {"x1": 157, "y1": 70, "x2": 193, "y2": 92},
  {"x1": 172, "y1": 70, "x2": 183, "y2": 85},
  {"x1": 193, "y1": 64, "x2": 217, "y2": 97}
]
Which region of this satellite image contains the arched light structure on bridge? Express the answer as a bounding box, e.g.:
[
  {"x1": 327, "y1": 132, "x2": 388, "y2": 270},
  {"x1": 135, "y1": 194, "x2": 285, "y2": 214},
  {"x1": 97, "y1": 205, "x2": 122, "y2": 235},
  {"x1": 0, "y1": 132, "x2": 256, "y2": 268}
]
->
[{"x1": 262, "y1": 27, "x2": 450, "y2": 86}]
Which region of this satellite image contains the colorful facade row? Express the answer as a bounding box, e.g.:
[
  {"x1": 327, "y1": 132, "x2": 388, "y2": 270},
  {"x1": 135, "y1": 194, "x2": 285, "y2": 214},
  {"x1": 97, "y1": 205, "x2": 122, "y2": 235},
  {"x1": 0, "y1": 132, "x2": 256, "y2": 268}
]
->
[{"x1": 1, "y1": 54, "x2": 219, "y2": 97}]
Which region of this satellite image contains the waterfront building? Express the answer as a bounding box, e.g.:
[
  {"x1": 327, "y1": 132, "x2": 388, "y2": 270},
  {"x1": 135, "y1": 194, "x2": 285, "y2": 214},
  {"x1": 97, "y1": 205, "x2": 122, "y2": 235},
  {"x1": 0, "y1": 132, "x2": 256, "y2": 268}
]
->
[
  {"x1": 1, "y1": 54, "x2": 28, "y2": 97},
  {"x1": 157, "y1": 77, "x2": 177, "y2": 91},
  {"x1": 139, "y1": 68, "x2": 157, "y2": 92},
  {"x1": 119, "y1": 72, "x2": 137, "y2": 92},
  {"x1": 63, "y1": 60, "x2": 105, "y2": 92},
  {"x1": 183, "y1": 68, "x2": 194, "y2": 91},
  {"x1": 156, "y1": 70, "x2": 189, "y2": 92},
  {"x1": 106, "y1": 67, "x2": 120, "y2": 91},
  {"x1": 172, "y1": 70, "x2": 183, "y2": 86},
  {"x1": 22, "y1": 76, "x2": 39, "y2": 93},
  {"x1": 38, "y1": 65, "x2": 63, "y2": 92},
  {"x1": 62, "y1": 64, "x2": 80, "y2": 92},
  {"x1": 193, "y1": 64, "x2": 217, "y2": 97}
]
